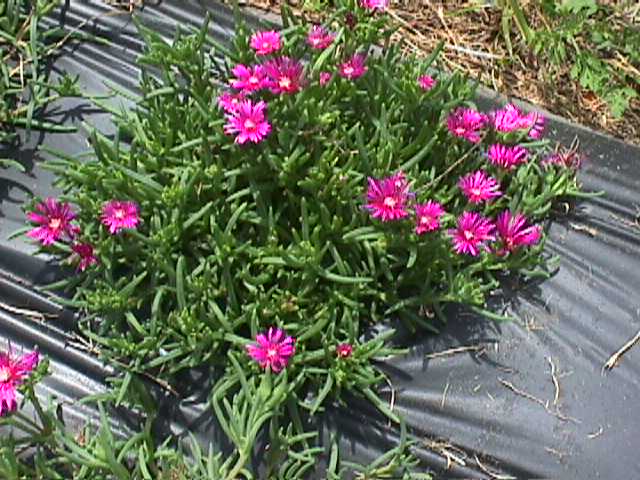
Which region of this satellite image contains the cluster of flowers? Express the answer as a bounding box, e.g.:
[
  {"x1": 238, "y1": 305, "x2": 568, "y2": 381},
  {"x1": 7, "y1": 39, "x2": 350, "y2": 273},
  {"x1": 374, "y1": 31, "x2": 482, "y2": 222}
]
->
[
  {"x1": 220, "y1": 15, "x2": 436, "y2": 145},
  {"x1": 364, "y1": 102, "x2": 557, "y2": 257},
  {"x1": 0, "y1": 348, "x2": 39, "y2": 417},
  {"x1": 26, "y1": 198, "x2": 140, "y2": 271}
]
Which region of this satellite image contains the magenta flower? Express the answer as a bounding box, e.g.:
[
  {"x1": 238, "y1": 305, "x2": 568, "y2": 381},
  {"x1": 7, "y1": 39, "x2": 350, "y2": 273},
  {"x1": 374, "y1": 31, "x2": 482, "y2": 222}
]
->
[
  {"x1": 449, "y1": 212, "x2": 496, "y2": 256},
  {"x1": 101, "y1": 200, "x2": 140, "y2": 235},
  {"x1": 319, "y1": 71, "x2": 332, "y2": 86},
  {"x1": 491, "y1": 104, "x2": 523, "y2": 133},
  {"x1": 230, "y1": 64, "x2": 268, "y2": 93},
  {"x1": 249, "y1": 30, "x2": 281, "y2": 56},
  {"x1": 487, "y1": 144, "x2": 528, "y2": 170},
  {"x1": 495, "y1": 210, "x2": 541, "y2": 255},
  {"x1": 338, "y1": 53, "x2": 368, "y2": 80},
  {"x1": 458, "y1": 170, "x2": 502, "y2": 204},
  {"x1": 360, "y1": 0, "x2": 389, "y2": 11},
  {"x1": 0, "y1": 349, "x2": 39, "y2": 417},
  {"x1": 27, "y1": 198, "x2": 79, "y2": 246},
  {"x1": 414, "y1": 201, "x2": 445, "y2": 235},
  {"x1": 224, "y1": 99, "x2": 271, "y2": 145},
  {"x1": 246, "y1": 327, "x2": 295, "y2": 373},
  {"x1": 418, "y1": 74, "x2": 436, "y2": 91},
  {"x1": 264, "y1": 56, "x2": 305, "y2": 95},
  {"x1": 520, "y1": 111, "x2": 545, "y2": 139},
  {"x1": 306, "y1": 25, "x2": 334, "y2": 50},
  {"x1": 364, "y1": 171, "x2": 413, "y2": 222},
  {"x1": 71, "y1": 242, "x2": 98, "y2": 272},
  {"x1": 446, "y1": 107, "x2": 488, "y2": 143},
  {"x1": 217, "y1": 91, "x2": 245, "y2": 113},
  {"x1": 336, "y1": 343, "x2": 353, "y2": 359}
]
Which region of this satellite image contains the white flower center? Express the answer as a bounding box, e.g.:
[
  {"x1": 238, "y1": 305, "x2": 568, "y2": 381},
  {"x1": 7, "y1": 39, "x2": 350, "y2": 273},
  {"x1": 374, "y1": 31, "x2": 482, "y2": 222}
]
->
[
  {"x1": 464, "y1": 230, "x2": 474, "y2": 241},
  {"x1": 267, "y1": 347, "x2": 278, "y2": 359},
  {"x1": 262, "y1": 41, "x2": 270, "y2": 50},
  {"x1": 279, "y1": 77, "x2": 292, "y2": 89},
  {"x1": 343, "y1": 66, "x2": 354, "y2": 76},
  {"x1": 243, "y1": 119, "x2": 256, "y2": 130},
  {"x1": 0, "y1": 367, "x2": 10, "y2": 383},
  {"x1": 249, "y1": 76, "x2": 259, "y2": 85},
  {"x1": 420, "y1": 216, "x2": 430, "y2": 224},
  {"x1": 383, "y1": 197, "x2": 396, "y2": 208},
  {"x1": 48, "y1": 218, "x2": 62, "y2": 230},
  {"x1": 114, "y1": 209, "x2": 125, "y2": 219}
]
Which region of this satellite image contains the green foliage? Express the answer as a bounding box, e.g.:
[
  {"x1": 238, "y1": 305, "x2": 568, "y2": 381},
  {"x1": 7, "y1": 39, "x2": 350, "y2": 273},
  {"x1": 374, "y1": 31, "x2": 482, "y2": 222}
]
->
[
  {"x1": 504, "y1": 1, "x2": 639, "y2": 118},
  {"x1": 21, "y1": 2, "x2": 581, "y2": 478}
]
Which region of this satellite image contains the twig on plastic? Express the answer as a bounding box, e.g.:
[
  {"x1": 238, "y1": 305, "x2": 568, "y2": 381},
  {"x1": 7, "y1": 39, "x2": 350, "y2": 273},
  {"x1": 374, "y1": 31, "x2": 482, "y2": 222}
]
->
[
  {"x1": 603, "y1": 328, "x2": 640, "y2": 371},
  {"x1": 0, "y1": 300, "x2": 56, "y2": 322},
  {"x1": 544, "y1": 447, "x2": 567, "y2": 460},
  {"x1": 441, "y1": 381, "x2": 450, "y2": 409},
  {"x1": 547, "y1": 357, "x2": 560, "y2": 405},
  {"x1": 568, "y1": 222, "x2": 598, "y2": 237},
  {"x1": 473, "y1": 454, "x2": 516, "y2": 480},
  {"x1": 426, "y1": 344, "x2": 486, "y2": 359},
  {"x1": 587, "y1": 426, "x2": 604, "y2": 439},
  {"x1": 498, "y1": 378, "x2": 579, "y2": 423},
  {"x1": 425, "y1": 439, "x2": 467, "y2": 469}
]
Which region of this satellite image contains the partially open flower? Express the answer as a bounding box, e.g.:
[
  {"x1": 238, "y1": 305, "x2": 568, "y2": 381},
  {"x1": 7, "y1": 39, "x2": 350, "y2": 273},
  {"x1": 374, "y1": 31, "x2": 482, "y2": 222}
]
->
[
  {"x1": 446, "y1": 107, "x2": 488, "y2": 143},
  {"x1": 336, "y1": 343, "x2": 353, "y2": 359},
  {"x1": 495, "y1": 210, "x2": 541, "y2": 255},
  {"x1": 338, "y1": 53, "x2": 368, "y2": 80}
]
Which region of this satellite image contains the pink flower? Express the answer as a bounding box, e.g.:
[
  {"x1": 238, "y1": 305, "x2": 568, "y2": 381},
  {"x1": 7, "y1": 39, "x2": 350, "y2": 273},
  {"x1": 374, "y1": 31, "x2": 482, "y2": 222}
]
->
[
  {"x1": 458, "y1": 170, "x2": 502, "y2": 204},
  {"x1": 364, "y1": 171, "x2": 413, "y2": 222},
  {"x1": 414, "y1": 201, "x2": 445, "y2": 235},
  {"x1": 491, "y1": 104, "x2": 523, "y2": 133},
  {"x1": 487, "y1": 144, "x2": 528, "y2": 170},
  {"x1": 542, "y1": 145, "x2": 584, "y2": 169},
  {"x1": 338, "y1": 53, "x2": 368, "y2": 80},
  {"x1": 495, "y1": 210, "x2": 541, "y2": 255},
  {"x1": 360, "y1": 0, "x2": 389, "y2": 11},
  {"x1": 446, "y1": 107, "x2": 488, "y2": 143},
  {"x1": 418, "y1": 74, "x2": 436, "y2": 91},
  {"x1": 449, "y1": 212, "x2": 496, "y2": 256},
  {"x1": 319, "y1": 72, "x2": 332, "y2": 86},
  {"x1": 520, "y1": 111, "x2": 545, "y2": 139},
  {"x1": 71, "y1": 242, "x2": 98, "y2": 271},
  {"x1": 224, "y1": 99, "x2": 271, "y2": 144},
  {"x1": 249, "y1": 30, "x2": 281, "y2": 56},
  {"x1": 217, "y1": 91, "x2": 245, "y2": 113},
  {"x1": 246, "y1": 327, "x2": 295, "y2": 373},
  {"x1": 336, "y1": 343, "x2": 353, "y2": 359},
  {"x1": 264, "y1": 56, "x2": 305, "y2": 95},
  {"x1": 491, "y1": 104, "x2": 546, "y2": 139},
  {"x1": 230, "y1": 64, "x2": 268, "y2": 93},
  {"x1": 27, "y1": 198, "x2": 79, "y2": 246},
  {"x1": 307, "y1": 25, "x2": 334, "y2": 50},
  {"x1": 0, "y1": 348, "x2": 39, "y2": 417},
  {"x1": 101, "y1": 200, "x2": 140, "y2": 235}
]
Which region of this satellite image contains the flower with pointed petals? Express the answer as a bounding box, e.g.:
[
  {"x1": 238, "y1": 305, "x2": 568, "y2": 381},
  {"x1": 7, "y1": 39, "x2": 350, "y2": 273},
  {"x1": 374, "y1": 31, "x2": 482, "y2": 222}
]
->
[
  {"x1": 487, "y1": 144, "x2": 528, "y2": 170},
  {"x1": 264, "y1": 56, "x2": 306, "y2": 95},
  {"x1": 0, "y1": 349, "x2": 39, "y2": 417},
  {"x1": 490, "y1": 104, "x2": 523, "y2": 133},
  {"x1": 338, "y1": 53, "x2": 368, "y2": 80},
  {"x1": 418, "y1": 74, "x2": 436, "y2": 91},
  {"x1": 306, "y1": 25, "x2": 334, "y2": 50},
  {"x1": 446, "y1": 107, "x2": 488, "y2": 143},
  {"x1": 217, "y1": 91, "x2": 245, "y2": 113},
  {"x1": 319, "y1": 71, "x2": 332, "y2": 86},
  {"x1": 449, "y1": 212, "x2": 496, "y2": 256},
  {"x1": 71, "y1": 242, "x2": 98, "y2": 272},
  {"x1": 336, "y1": 343, "x2": 353, "y2": 359},
  {"x1": 414, "y1": 201, "x2": 445, "y2": 235},
  {"x1": 224, "y1": 99, "x2": 271, "y2": 144},
  {"x1": 364, "y1": 171, "x2": 413, "y2": 222},
  {"x1": 249, "y1": 30, "x2": 281, "y2": 56},
  {"x1": 101, "y1": 200, "x2": 140, "y2": 235},
  {"x1": 520, "y1": 111, "x2": 545, "y2": 139},
  {"x1": 246, "y1": 327, "x2": 295, "y2": 373},
  {"x1": 230, "y1": 64, "x2": 268, "y2": 93},
  {"x1": 458, "y1": 170, "x2": 502, "y2": 204},
  {"x1": 27, "y1": 198, "x2": 79, "y2": 246},
  {"x1": 495, "y1": 210, "x2": 541, "y2": 255},
  {"x1": 360, "y1": 0, "x2": 389, "y2": 11},
  {"x1": 542, "y1": 145, "x2": 584, "y2": 169}
]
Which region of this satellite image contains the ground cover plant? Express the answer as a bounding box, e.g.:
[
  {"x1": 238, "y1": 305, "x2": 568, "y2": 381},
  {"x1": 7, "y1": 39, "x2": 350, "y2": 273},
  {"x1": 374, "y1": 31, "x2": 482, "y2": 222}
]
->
[
  {"x1": 2, "y1": 0, "x2": 586, "y2": 477},
  {"x1": 245, "y1": 0, "x2": 640, "y2": 145}
]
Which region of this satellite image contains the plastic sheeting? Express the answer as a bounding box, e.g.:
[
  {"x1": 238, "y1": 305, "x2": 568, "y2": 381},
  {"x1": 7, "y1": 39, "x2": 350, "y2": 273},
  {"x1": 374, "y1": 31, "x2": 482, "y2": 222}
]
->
[{"x1": 1, "y1": 1, "x2": 640, "y2": 478}]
